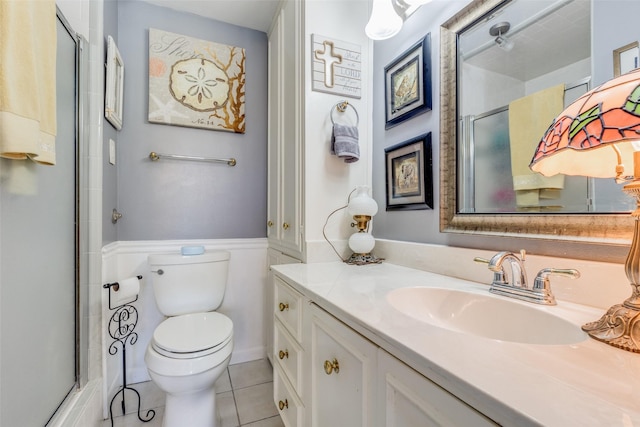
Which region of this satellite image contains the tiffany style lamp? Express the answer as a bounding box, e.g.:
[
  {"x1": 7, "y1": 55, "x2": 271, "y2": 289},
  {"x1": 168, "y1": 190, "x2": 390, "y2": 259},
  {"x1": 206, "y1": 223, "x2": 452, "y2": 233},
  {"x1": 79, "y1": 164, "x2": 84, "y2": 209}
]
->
[{"x1": 530, "y1": 68, "x2": 640, "y2": 352}]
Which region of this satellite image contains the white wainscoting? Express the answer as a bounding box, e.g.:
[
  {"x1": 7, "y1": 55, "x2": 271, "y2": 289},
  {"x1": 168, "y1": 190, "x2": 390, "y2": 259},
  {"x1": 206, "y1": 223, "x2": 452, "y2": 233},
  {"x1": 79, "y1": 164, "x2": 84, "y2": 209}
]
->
[{"x1": 101, "y1": 238, "x2": 268, "y2": 416}]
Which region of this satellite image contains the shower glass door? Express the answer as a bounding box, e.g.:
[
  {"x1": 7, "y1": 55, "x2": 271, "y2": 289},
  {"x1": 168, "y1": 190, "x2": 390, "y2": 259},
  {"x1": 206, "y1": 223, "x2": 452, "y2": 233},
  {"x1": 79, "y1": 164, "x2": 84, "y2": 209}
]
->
[{"x1": 0, "y1": 13, "x2": 78, "y2": 426}]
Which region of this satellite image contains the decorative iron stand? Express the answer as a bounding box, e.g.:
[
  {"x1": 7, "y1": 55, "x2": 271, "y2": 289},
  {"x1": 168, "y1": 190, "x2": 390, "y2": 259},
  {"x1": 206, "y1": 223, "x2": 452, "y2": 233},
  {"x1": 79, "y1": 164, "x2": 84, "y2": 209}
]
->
[{"x1": 104, "y1": 276, "x2": 155, "y2": 426}]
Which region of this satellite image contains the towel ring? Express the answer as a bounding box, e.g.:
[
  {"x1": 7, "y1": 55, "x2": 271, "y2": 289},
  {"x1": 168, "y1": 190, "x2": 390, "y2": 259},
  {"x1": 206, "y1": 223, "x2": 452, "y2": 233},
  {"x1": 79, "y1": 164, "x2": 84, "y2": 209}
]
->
[{"x1": 330, "y1": 101, "x2": 359, "y2": 126}]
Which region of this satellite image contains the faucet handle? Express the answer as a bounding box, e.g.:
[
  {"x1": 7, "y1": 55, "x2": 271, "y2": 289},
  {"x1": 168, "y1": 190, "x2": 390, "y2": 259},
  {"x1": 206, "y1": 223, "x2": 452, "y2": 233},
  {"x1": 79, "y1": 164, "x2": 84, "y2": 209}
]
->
[
  {"x1": 473, "y1": 257, "x2": 507, "y2": 285},
  {"x1": 473, "y1": 257, "x2": 489, "y2": 265},
  {"x1": 533, "y1": 268, "x2": 580, "y2": 292}
]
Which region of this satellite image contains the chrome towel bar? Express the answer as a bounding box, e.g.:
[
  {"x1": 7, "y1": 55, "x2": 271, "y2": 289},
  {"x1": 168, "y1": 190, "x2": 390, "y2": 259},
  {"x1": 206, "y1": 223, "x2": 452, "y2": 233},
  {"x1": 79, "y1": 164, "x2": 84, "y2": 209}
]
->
[{"x1": 149, "y1": 151, "x2": 237, "y2": 166}]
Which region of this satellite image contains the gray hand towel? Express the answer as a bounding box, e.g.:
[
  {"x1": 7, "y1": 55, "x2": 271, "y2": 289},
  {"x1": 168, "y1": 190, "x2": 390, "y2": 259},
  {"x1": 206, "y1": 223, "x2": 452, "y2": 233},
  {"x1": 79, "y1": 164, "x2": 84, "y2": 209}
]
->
[{"x1": 331, "y1": 123, "x2": 360, "y2": 163}]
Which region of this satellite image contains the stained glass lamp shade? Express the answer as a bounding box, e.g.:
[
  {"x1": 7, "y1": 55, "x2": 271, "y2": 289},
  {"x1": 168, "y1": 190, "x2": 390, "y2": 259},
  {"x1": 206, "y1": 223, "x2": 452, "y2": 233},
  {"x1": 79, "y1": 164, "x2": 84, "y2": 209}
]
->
[{"x1": 530, "y1": 68, "x2": 640, "y2": 352}]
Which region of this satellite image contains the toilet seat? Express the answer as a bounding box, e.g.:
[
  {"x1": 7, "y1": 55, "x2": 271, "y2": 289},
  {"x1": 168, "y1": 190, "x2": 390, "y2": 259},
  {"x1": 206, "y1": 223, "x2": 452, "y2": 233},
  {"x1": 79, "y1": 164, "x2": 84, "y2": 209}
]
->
[{"x1": 152, "y1": 312, "x2": 233, "y2": 359}]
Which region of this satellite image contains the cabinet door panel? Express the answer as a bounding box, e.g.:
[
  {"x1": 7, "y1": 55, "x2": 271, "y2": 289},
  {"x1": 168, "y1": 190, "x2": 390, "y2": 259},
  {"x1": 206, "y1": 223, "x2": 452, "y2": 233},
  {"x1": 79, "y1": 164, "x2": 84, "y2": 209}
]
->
[
  {"x1": 274, "y1": 363, "x2": 304, "y2": 427},
  {"x1": 274, "y1": 276, "x2": 304, "y2": 341},
  {"x1": 274, "y1": 318, "x2": 303, "y2": 394},
  {"x1": 309, "y1": 305, "x2": 377, "y2": 427},
  {"x1": 279, "y1": 0, "x2": 301, "y2": 252},
  {"x1": 266, "y1": 16, "x2": 280, "y2": 242},
  {"x1": 377, "y1": 349, "x2": 497, "y2": 427}
]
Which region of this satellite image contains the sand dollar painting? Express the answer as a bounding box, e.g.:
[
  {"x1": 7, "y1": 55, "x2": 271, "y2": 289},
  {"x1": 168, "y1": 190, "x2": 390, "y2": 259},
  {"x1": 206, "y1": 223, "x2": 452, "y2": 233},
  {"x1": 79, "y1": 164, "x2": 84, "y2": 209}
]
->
[{"x1": 148, "y1": 28, "x2": 245, "y2": 133}]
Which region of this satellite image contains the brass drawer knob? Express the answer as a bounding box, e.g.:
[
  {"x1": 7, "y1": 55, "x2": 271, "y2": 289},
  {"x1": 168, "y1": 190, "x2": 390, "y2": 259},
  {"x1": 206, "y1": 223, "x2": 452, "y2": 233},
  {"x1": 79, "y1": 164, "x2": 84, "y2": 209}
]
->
[
  {"x1": 282, "y1": 222, "x2": 290, "y2": 230},
  {"x1": 279, "y1": 349, "x2": 289, "y2": 360},
  {"x1": 267, "y1": 220, "x2": 274, "y2": 227},
  {"x1": 278, "y1": 399, "x2": 289, "y2": 410},
  {"x1": 324, "y1": 358, "x2": 340, "y2": 375},
  {"x1": 278, "y1": 302, "x2": 289, "y2": 312}
]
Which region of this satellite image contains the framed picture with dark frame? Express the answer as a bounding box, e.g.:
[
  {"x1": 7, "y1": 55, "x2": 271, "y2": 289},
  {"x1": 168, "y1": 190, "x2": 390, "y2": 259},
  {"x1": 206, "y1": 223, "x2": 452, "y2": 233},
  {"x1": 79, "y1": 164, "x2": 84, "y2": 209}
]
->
[
  {"x1": 385, "y1": 133, "x2": 433, "y2": 211},
  {"x1": 384, "y1": 34, "x2": 431, "y2": 129}
]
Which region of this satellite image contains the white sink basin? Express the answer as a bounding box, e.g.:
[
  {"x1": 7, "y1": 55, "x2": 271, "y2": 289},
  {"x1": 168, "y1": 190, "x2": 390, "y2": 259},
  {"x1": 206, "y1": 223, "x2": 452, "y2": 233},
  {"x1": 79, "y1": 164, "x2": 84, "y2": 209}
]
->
[{"x1": 386, "y1": 287, "x2": 587, "y2": 345}]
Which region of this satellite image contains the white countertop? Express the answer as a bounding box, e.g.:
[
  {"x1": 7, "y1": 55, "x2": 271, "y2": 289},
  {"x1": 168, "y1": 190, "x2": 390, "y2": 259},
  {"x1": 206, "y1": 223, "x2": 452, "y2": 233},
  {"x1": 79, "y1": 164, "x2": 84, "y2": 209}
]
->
[{"x1": 271, "y1": 261, "x2": 640, "y2": 426}]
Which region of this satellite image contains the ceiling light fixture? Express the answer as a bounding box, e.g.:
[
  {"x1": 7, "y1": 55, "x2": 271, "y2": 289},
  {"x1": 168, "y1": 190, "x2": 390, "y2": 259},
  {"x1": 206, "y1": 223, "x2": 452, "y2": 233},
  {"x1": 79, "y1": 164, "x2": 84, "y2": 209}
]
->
[
  {"x1": 365, "y1": 0, "x2": 432, "y2": 41},
  {"x1": 490, "y1": 21, "x2": 514, "y2": 52},
  {"x1": 365, "y1": 0, "x2": 403, "y2": 40}
]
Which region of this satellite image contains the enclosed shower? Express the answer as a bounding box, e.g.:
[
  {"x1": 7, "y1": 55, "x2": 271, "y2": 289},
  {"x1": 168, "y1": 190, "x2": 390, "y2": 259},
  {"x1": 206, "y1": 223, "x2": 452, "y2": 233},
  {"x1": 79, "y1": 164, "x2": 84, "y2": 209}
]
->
[{"x1": 0, "y1": 9, "x2": 88, "y2": 426}]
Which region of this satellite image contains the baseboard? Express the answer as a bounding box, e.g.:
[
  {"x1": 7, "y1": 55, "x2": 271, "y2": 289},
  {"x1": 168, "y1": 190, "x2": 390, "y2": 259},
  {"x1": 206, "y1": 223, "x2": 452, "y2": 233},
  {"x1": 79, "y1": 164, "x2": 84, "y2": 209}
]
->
[{"x1": 230, "y1": 345, "x2": 267, "y2": 365}]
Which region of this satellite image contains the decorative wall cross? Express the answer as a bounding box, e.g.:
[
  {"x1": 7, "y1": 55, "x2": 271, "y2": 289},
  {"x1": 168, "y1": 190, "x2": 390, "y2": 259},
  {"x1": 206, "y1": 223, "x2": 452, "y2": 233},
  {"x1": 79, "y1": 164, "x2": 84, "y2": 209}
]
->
[
  {"x1": 314, "y1": 41, "x2": 342, "y2": 88},
  {"x1": 311, "y1": 34, "x2": 361, "y2": 99}
]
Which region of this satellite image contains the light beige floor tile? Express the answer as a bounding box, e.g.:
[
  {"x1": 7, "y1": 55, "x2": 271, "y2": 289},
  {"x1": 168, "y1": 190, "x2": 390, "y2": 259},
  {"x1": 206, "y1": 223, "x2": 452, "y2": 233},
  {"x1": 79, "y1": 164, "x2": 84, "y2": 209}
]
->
[
  {"x1": 242, "y1": 415, "x2": 285, "y2": 427},
  {"x1": 216, "y1": 368, "x2": 233, "y2": 393},
  {"x1": 103, "y1": 405, "x2": 164, "y2": 427},
  {"x1": 229, "y1": 359, "x2": 273, "y2": 389},
  {"x1": 134, "y1": 381, "x2": 166, "y2": 411},
  {"x1": 218, "y1": 391, "x2": 240, "y2": 427},
  {"x1": 107, "y1": 382, "x2": 165, "y2": 417},
  {"x1": 234, "y1": 382, "x2": 278, "y2": 425}
]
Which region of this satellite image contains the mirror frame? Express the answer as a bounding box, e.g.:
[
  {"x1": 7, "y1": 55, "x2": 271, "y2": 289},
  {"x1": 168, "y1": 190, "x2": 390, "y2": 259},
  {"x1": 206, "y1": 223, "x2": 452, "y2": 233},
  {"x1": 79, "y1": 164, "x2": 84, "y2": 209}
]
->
[{"x1": 439, "y1": 0, "x2": 633, "y2": 244}]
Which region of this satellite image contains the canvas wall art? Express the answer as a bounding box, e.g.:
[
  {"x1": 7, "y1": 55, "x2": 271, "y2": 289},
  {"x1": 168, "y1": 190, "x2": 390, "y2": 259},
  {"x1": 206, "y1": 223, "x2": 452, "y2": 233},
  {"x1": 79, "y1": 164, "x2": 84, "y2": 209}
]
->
[{"x1": 148, "y1": 28, "x2": 246, "y2": 133}]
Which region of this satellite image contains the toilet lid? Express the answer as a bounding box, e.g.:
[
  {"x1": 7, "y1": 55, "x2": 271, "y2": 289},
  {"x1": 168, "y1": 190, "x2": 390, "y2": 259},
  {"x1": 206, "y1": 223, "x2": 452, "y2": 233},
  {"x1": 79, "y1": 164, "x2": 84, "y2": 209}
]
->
[{"x1": 152, "y1": 312, "x2": 233, "y2": 355}]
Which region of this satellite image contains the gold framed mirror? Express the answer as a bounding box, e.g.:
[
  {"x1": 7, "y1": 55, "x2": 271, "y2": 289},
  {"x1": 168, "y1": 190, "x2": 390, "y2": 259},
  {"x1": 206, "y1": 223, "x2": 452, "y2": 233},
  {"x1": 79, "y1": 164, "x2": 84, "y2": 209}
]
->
[{"x1": 439, "y1": 0, "x2": 633, "y2": 243}]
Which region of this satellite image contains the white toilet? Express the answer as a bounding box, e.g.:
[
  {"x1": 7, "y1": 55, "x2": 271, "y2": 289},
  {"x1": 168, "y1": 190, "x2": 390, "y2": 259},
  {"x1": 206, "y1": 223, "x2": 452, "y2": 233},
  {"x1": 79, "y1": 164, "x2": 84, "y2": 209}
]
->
[{"x1": 145, "y1": 250, "x2": 233, "y2": 427}]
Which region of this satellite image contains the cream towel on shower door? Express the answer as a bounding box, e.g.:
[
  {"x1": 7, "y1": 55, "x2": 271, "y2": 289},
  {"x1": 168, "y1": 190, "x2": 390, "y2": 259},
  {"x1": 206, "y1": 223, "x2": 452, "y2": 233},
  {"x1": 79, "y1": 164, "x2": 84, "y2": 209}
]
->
[
  {"x1": 0, "y1": 0, "x2": 57, "y2": 165},
  {"x1": 509, "y1": 84, "x2": 565, "y2": 207}
]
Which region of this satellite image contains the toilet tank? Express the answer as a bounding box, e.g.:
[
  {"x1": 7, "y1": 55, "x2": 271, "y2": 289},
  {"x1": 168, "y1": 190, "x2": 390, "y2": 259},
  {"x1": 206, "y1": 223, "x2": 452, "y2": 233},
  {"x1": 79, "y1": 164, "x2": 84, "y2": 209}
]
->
[{"x1": 148, "y1": 250, "x2": 230, "y2": 317}]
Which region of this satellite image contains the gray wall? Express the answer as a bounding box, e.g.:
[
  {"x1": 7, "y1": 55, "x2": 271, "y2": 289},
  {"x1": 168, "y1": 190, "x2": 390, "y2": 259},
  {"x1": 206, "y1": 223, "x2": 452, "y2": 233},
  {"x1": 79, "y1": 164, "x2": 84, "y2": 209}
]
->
[
  {"x1": 113, "y1": 0, "x2": 268, "y2": 240},
  {"x1": 372, "y1": 1, "x2": 466, "y2": 247},
  {"x1": 103, "y1": 0, "x2": 119, "y2": 244},
  {"x1": 592, "y1": 0, "x2": 640, "y2": 86},
  {"x1": 372, "y1": 0, "x2": 630, "y2": 262}
]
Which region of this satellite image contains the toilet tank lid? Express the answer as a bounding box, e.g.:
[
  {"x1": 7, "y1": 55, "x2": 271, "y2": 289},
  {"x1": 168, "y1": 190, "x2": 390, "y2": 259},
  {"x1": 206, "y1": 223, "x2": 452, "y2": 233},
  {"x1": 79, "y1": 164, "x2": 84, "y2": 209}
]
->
[{"x1": 148, "y1": 250, "x2": 230, "y2": 266}]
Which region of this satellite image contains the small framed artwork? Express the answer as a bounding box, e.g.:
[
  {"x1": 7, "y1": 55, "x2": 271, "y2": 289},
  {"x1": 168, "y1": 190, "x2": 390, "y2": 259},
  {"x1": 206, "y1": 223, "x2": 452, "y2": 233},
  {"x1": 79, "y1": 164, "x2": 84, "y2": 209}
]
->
[
  {"x1": 385, "y1": 133, "x2": 433, "y2": 211},
  {"x1": 384, "y1": 34, "x2": 431, "y2": 129},
  {"x1": 105, "y1": 35, "x2": 124, "y2": 130},
  {"x1": 613, "y1": 41, "x2": 639, "y2": 77}
]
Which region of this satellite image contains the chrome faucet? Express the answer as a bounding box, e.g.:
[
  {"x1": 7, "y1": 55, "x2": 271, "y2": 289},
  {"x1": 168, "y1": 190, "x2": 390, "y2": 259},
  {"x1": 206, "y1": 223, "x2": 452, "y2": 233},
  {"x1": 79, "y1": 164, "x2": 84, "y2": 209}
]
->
[
  {"x1": 488, "y1": 250, "x2": 527, "y2": 288},
  {"x1": 475, "y1": 250, "x2": 580, "y2": 305}
]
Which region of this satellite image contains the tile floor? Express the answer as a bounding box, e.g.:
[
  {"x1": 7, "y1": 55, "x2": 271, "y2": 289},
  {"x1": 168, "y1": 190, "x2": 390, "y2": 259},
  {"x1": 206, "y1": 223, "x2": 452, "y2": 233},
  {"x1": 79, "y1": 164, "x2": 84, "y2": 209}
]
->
[{"x1": 103, "y1": 359, "x2": 284, "y2": 427}]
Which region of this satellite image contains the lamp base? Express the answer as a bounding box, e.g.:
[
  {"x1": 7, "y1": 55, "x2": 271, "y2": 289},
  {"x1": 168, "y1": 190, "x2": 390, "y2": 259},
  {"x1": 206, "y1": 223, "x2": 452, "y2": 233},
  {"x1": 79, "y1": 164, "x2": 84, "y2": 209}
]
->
[
  {"x1": 582, "y1": 301, "x2": 640, "y2": 353},
  {"x1": 583, "y1": 182, "x2": 640, "y2": 352},
  {"x1": 345, "y1": 252, "x2": 384, "y2": 266}
]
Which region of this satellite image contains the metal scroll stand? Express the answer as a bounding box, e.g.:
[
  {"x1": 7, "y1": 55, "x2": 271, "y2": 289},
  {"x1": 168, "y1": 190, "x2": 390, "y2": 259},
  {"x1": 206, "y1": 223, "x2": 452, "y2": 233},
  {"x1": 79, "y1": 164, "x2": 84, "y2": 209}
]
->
[{"x1": 104, "y1": 276, "x2": 155, "y2": 426}]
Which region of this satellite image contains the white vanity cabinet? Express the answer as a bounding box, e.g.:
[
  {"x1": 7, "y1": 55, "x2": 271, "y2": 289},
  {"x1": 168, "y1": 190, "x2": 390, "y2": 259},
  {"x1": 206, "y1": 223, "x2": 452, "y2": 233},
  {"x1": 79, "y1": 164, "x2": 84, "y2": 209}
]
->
[
  {"x1": 307, "y1": 304, "x2": 377, "y2": 427},
  {"x1": 272, "y1": 273, "x2": 496, "y2": 427}
]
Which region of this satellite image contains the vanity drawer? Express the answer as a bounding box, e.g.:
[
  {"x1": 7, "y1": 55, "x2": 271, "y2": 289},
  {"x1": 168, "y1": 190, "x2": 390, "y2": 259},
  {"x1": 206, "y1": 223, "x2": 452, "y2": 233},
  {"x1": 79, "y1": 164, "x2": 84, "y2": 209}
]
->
[
  {"x1": 274, "y1": 276, "x2": 303, "y2": 341},
  {"x1": 274, "y1": 317, "x2": 303, "y2": 395},
  {"x1": 274, "y1": 362, "x2": 304, "y2": 427}
]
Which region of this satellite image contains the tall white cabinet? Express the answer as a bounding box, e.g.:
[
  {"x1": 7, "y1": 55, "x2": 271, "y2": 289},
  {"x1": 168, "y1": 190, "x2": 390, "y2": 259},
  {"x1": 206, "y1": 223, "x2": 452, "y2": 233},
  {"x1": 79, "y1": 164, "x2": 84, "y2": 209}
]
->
[
  {"x1": 266, "y1": 0, "x2": 373, "y2": 264},
  {"x1": 266, "y1": 0, "x2": 305, "y2": 366},
  {"x1": 267, "y1": 0, "x2": 304, "y2": 261}
]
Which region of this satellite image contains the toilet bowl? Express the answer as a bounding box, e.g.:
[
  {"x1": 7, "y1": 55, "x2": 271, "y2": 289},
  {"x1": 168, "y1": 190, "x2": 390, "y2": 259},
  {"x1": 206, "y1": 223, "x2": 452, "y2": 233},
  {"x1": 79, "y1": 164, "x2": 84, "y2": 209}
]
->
[
  {"x1": 145, "y1": 312, "x2": 233, "y2": 427},
  {"x1": 145, "y1": 250, "x2": 233, "y2": 427}
]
